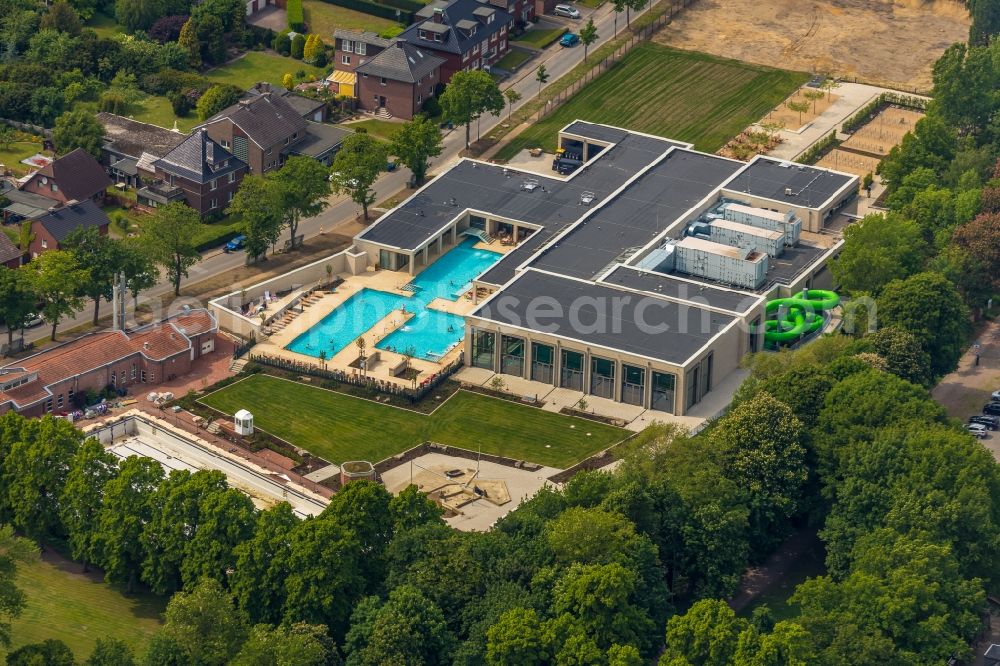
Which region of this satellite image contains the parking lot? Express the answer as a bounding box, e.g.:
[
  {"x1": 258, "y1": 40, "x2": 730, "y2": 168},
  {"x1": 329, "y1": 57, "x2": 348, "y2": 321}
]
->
[{"x1": 933, "y1": 320, "x2": 1000, "y2": 461}]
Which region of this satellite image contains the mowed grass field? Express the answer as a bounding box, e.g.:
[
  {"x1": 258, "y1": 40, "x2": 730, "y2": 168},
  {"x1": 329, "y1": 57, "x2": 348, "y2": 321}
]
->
[
  {"x1": 2, "y1": 554, "x2": 164, "y2": 661},
  {"x1": 200, "y1": 374, "x2": 625, "y2": 468},
  {"x1": 496, "y1": 43, "x2": 808, "y2": 159}
]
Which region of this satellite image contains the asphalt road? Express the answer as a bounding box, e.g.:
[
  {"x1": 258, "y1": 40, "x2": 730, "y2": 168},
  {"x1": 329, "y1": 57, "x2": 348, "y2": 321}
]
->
[{"x1": 13, "y1": 0, "x2": 655, "y2": 347}]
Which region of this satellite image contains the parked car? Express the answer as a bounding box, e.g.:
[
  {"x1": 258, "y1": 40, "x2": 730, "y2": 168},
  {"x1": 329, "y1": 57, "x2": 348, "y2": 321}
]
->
[
  {"x1": 225, "y1": 235, "x2": 246, "y2": 252},
  {"x1": 969, "y1": 415, "x2": 1000, "y2": 430},
  {"x1": 966, "y1": 423, "x2": 989, "y2": 439},
  {"x1": 24, "y1": 313, "x2": 43, "y2": 328},
  {"x1": 554, "y1": 4, "x2": 581, "y2": 18},
  {"x1": 983, "y1": 402, "x2": 1000, "y2": 416},
  {"x1": 559, "y1": 32, "x2": 580, "y2": 47},
  {"x1": 992, "y1": 389, "x2": 1000, "y2": 401}
]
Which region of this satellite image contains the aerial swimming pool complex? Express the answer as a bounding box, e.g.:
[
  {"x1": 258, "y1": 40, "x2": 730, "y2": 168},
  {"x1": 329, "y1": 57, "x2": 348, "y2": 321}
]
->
[
  {"x1": 211, "y1": 121, "x2": 858, "y2": 418},
  {"x1": 287, "y1": 238, "x2": 502, "y2": 361}
]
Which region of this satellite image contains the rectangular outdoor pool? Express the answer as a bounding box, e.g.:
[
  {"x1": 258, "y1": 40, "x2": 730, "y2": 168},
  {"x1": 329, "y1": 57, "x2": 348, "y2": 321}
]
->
[{"x1": 286, "y1": 238, "x2": 501, "y2": 361}]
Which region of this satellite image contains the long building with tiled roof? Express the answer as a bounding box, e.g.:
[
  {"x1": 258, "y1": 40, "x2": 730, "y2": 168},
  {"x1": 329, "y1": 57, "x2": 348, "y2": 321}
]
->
[{"x1": 0, "y1": 310, "x2": 218, "y2": 417}]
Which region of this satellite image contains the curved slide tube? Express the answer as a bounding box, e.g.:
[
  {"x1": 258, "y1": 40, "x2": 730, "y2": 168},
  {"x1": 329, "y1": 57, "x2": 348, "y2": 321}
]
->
[{"x1": 762, "y1": 290, "x2": 840, "y2": 344}]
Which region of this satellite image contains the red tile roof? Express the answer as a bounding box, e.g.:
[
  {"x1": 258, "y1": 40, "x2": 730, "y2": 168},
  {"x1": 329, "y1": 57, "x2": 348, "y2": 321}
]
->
[{"x1": 0, "y1": 310, "x2": 217, "y2": 411}]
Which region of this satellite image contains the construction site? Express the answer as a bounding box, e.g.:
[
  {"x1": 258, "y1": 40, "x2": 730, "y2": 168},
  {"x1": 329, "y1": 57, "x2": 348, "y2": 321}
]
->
[{"x1": 655, "y1": 0, "x2": 969, "y2": 91}]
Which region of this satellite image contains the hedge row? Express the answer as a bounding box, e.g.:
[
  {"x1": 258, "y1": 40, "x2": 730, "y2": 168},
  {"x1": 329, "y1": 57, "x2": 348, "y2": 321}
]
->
[
  {"x1": 320, "y1": 0, "x2": 413, "y2": 23},
  {"x1": 796, "y1": 129, "x2": 839, "y2": 165},
  {"x1": 841, "y1": 91, "x2": 930, "y2": 134},
  {"x1": 287, "y1": 0, "x2": 305, "y2": 31}
]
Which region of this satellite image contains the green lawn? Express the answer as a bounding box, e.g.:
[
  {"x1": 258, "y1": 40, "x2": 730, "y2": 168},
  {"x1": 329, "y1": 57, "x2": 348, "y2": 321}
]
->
[
  {"x1": 2, "y1": 554, "x2": 164, "y2": 661},
  {"x1": 0, "y1": 141, "x2": 47, "y2": 177},
  {"x1": 496, "y1": 43, "x2": 809, "y2": 159},
  {"x1": 129, "y1": 52, "x2": 328, "y2": 134},
  {"x1": 128, "y1": 95, "x2": 198, "y2": 133},
  {"x1": 303, "y1": 0, "x2": 398, "y2": 35},
  {"x1": 495, "y1": 48, "x2": 534, "y2": 71},
  {"x1": 205, "y1": 52, "x2": 329, "y2": 90},
  {"x1": 200, "y1": 374, "x2": 625, "y2": 467},
  {"x1": 514, "y1": 26, "x2": 568, "y2": 49},
  {"x1": 85, "y1": 11, "x2": 123, "y2": 38},
  {"x1": 338, "y1": 118, "x2": 405, "y2": 142}
]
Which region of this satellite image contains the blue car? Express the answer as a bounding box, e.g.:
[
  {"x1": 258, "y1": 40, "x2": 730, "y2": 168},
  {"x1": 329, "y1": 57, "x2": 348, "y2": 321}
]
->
[
  {"x1": 225, "y1": 234, "x2": 247, "y2": 252},
  {"x1": 559, "y1": 33, "x2": 580, "y2": 47}
]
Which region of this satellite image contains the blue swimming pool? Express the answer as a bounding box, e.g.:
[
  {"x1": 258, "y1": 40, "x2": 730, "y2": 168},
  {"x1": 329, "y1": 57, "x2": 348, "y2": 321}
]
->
[{"x1": 286, "y1": 238, "x2": 501, "y2": 361}]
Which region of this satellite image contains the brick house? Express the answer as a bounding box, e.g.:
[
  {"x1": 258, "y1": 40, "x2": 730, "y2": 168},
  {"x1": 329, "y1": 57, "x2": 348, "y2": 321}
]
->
[
  {"x1": 400, "y1": 0, "x2": 513, "y2": 80},
  {"x1": 245, "y1": 82, "x2": 328, "y2": 122},
  {"x1": 356, "y1": 42, "x2": 445, "y2": 119},
  {"x1": 199, "y1": 90, "x2": 348, "y2": 173},
  {"x1": 96, "y1": 112, "x2": 187, "y2": 189},
  {"x1": 137, "y1": 129, "x2": 247, "y2": 217},
  {"x1": 0, "y1": 310, "x2": 218, "y2": 418},
  {"x1": 27, "y1": 199, "x2": 110, "y2": 259},
  {"x1": 19, "y1": 148, "x2": 112, "y2": 207},
  {"x1": 0, "y1": 232, "x2": 22, "y2": 268}
]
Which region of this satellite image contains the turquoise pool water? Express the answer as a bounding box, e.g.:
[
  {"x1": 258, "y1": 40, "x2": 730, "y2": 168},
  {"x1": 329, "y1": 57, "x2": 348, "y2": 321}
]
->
[{"x1": 286, "y1": 238, "x2": 501, "y2": 361}]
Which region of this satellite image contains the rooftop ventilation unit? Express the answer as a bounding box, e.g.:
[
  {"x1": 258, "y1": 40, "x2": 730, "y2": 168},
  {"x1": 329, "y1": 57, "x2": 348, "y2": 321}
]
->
[{"x1": 784, "y1": 187, "x2": 794, "y2": 196}]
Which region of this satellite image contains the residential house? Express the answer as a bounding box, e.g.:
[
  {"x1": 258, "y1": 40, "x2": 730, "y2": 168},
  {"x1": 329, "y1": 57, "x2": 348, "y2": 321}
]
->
[
  {"x1": 18, "y1": 148, "x2": 112, "y2": 206},
  {"x1": 96, "y1": 112, "x2": 187, "y2": 189},
  {"x1": 0, "y1": 309, "x2": 218, "y2": 417},
  {"x1": 1, "y1": 183, "x2": 58, "y2": 226},
  {"x1": 137, "y1": 129, "x2": 247, "y2": 217},
  {"x1": 27, "y1": 199, "x2": 110, "y2": 259},
  {"x1": 401, "y1": 0, "x2": 513, "y2": 80},
  {"x1": 0, "y1": 232, "x2": 22, "y2": 268},
  {"x1": 245, "y1": 82, "x2": 328, "y2": 122},
  {"x1": 356, "y1": 41, "x2": 445, "y2": 119},
  {"x1": 200, "y1": 91, "x2": 349, "y2": 172}
]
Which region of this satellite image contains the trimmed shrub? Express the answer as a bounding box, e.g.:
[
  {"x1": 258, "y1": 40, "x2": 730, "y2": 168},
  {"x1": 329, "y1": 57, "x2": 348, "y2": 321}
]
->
[
  {"x1": 291, "y1": 33, "x2": 306, "y2": 59},
  {"x1": 287, "y1": 0, "x2": 305, "y2": 31},
  {"x1": 273, "y1": 31, "x2": 291, "y2": 56}
]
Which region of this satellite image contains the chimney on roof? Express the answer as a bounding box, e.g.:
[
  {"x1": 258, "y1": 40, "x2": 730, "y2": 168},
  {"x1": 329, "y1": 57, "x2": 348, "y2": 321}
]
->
[{"x1": 433, "y1": 7, "x2": 444, "y2": 22}]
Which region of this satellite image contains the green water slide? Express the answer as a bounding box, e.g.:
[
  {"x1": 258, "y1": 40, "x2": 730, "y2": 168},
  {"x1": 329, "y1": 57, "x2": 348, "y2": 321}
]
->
[{"x1": 762, "y1": 289, "x2": 840, "y2": 344}]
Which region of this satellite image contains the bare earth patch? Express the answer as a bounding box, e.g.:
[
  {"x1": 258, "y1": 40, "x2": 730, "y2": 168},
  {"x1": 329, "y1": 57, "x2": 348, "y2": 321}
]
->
[{"x1": 655, "y1": 0, "x2": 969, "y2": 91}]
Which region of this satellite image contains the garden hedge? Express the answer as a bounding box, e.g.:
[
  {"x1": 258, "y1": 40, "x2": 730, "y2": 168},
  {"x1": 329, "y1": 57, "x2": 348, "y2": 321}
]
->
[{"x1": 287, "y1": 0, "x2": 305, "y2": 31}]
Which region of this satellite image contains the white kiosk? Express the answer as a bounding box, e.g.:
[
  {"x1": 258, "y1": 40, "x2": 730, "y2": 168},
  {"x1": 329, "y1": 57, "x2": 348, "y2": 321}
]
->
[{"x1": 234, "y1": 409, "x2": 254, "y2": 436}]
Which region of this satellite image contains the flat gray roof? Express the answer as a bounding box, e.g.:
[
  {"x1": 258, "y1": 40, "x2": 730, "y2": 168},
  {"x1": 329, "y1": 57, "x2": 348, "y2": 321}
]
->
[
  {"x1": 359, "y1": 131, "x2": 679, "y2": 251},
  {"x1": 529, "y1": 149, "x2": 743, "y2": 280},
  {"x1": 561, "y1": 121, "x2": 631, "y2": 144},
  {"x1": 472, "y1": 269, "x2": 736, "y2": 366},
  {"x1": 602, "y1": 266, "x2": 761, "y2": 314},
  {"x1": 724, "y1": 157, "x2": 855, "y2": 209}
]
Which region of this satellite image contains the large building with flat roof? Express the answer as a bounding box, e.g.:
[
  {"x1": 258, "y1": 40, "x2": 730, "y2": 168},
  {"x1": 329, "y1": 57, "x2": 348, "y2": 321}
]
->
[{"x1": 350, "y1": 122, "x2": 859, "y2": 415}]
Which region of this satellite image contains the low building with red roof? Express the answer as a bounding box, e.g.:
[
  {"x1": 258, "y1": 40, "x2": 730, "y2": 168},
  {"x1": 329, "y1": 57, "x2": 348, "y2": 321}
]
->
[{"x1": 0, "y1": 309, "x2": 217, "y2": 417}]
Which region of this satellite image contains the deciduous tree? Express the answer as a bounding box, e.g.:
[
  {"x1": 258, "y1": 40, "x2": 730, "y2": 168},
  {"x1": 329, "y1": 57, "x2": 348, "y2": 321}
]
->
[
  {"x1": 63, "y1": 226, "x2": 124, "y2": 326},
  {"x1": 0, "y1": 266, "x2": 36, "y2": 352},
  {"x1": 231, "y1": 622, "x2": 341, "y2": 666},
  {"x1": 439, "y1": 69, "x2": 504, "y2": 148},
  {"x1": 580, "y1": 18, "x2": 598, "y2": 61},
  {"x1": 143, "y1": 202, "x2": 201, "y2": 295},
  {"x1": 153, "y1": 578, "x2": 249, "y2": 666},
  {"x1": 344, "y1": 585, "x2": 454, "y2": 665},
  {"x1": 0, "y1": 524, "x2": 38, "y2": 648},
  {"x1": 227, "y1": 175, "x2": 284, "y2": 260},
  {"x1": 60, "y1": 438, "x2": 118, "y2": 570},
  {"x1": 231, "y1": 502, "x2": 298, "y2": 625},
  {"x1": 390, "y1": 116, "x2": 443, "y2": 186},
  {"x1": 52, "y1": 108, "x2": 103, "y2": 158},
  {"x1": 661, "y1": 599, "x2": 747, "y2": 666},
  {"x1": 330, "y1": 133, "x2": 388, "y2": 221},
  {"x1": 269, "y1": 155, "x2": 331, "y2": 249}
]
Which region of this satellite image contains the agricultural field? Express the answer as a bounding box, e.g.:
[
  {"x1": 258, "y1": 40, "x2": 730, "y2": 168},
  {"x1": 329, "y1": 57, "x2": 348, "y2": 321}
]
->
[
  {"x1": 199, "y1": 374, "x2": 625, "y2": 467},
  {"x1": 496, "y1": 42, "x2": 808, "y2": 159},
  {"x1": 2, "y1": 554, "x2": 164, "y2": 662}
]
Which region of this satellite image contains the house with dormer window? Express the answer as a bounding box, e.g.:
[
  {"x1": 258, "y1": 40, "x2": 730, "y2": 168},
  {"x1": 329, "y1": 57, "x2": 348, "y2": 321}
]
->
[
  {"x1": 400, "y1": 0, "x2": 513, "y2": 80},
  {"x1": 137, "y1": 129, "x2": 247, "y2": 216}
]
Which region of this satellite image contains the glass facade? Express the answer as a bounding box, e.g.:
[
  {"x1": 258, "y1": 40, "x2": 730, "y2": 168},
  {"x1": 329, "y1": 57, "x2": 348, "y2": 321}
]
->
[
  {"x1": 471, "y1": 329, "x2": 495, "y2": 370},
  {"x1": 560, "y1": 349, "x2": 584, "y2": 391},
  {"x1": 531, "y1": 342, "x2": 554, "y2": 384},
  {"x1": 500, "y1": 335, "x2": 525, "y2": 377},
  {"x1": 621, "y1": 364, "x2": 645, "y2": 406},
  {"x1": 651, "y1": 371, "x2": 676, "y2": 413},
  {"x1": 590, "y1": 356, "x2": 615, "y2": 399}
]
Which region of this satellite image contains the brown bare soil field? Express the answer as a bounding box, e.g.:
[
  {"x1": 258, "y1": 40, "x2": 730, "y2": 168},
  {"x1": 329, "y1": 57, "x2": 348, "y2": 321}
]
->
[{"x1": 655, "y1": 0, "x2": 969, "y2": 91}]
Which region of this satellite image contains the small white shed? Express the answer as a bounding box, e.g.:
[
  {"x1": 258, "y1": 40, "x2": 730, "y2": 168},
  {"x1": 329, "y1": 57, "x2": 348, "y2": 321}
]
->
[{"x1": 234, "y1": 409, "x2": 254, "y2": 436}]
